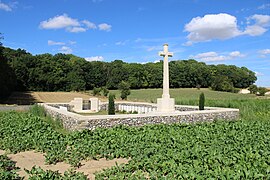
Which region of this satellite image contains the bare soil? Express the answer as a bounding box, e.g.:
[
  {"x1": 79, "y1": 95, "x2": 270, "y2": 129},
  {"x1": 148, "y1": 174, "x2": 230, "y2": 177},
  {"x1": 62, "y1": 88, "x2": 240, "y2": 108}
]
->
[{"x1": 1, "y1": 150, "x2": 129, "y2": 179}]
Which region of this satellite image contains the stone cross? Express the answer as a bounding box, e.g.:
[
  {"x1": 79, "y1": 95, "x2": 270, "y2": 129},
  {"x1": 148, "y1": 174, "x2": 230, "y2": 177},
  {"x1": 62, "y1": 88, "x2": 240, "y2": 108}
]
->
[
  {"x1": 159, "y1": 44, "x2": 173, "y2": 99},
  {"x1": 157, "y1": 44, "x2": 175, "y2": 112}
]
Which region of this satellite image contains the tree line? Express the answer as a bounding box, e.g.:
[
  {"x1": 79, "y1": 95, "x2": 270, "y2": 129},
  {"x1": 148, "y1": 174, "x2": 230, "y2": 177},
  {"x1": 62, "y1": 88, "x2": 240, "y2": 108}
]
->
[{"x1": 0, "y1": 45, "x2": 257, "y2": 99}]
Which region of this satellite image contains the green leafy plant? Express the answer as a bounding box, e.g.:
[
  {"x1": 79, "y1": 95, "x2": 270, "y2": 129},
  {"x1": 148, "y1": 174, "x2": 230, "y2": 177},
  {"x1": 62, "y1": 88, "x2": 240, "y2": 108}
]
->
[
  {"x1": 26, "y1": 166, "x2": 87, "y2": 180},
  {"x1": 0, "y1": 155, "x2": 21, "y2": 179},
  {"x1": 1, "y1": 98, "x2": 270, "y2": 179},
  {"x1": 108, "y1": 94, "x2": 115, "y2": 115},
  {"x1": 199, "y1": 92, "x2": 205, "y2": 110},
  {"x1": 92, "y1": 87, "x2": 101, "y2": 96},
  {"x1": 101, "y1": 87, "x2": 109, "y2": 97}
]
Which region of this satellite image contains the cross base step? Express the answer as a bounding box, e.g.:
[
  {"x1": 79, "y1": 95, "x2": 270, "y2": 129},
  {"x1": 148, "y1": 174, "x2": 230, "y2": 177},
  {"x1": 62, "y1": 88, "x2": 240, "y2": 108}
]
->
[{"x1": 157, "y1": 98, "x2": 175, "y2": 112}]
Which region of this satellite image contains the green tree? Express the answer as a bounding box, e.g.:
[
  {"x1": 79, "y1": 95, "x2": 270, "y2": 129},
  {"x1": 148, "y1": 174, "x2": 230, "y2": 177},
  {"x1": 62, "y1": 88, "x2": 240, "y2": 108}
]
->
[
  {"x1": 0, "y1": 34, "x2": 16, "y2": 100},
  {"x1": 249, "y1": 84, "x2": 258, "y2": 94},
  {"x1": 108, "y1": 94, "x2": 115, "y2": 115},
  {"x1": 118, "y1": 81, "x2": 131, "y2": 100},
  {"x1": 257, "y1": 87, "x2": 268, "y2": 96},
  {"x1": 211, "y1": 76, "x2": 234, "y2": 92}
]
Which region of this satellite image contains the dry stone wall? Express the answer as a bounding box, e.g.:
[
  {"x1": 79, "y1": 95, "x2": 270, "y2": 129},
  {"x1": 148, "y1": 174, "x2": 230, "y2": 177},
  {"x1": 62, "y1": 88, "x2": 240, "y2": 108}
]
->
[{"x1": 41, "y1": 103, "x2": 239, "y2": 131}]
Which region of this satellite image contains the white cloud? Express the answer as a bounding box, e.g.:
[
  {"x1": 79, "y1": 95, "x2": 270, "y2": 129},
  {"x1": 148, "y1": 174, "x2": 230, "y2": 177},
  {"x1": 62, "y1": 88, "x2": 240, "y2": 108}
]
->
[
  {"x1": 147, "y1": 46, "x2": 162, "y2": 52},
  {"x1": 40, "y1": 14, "x2": 111, "y2": 33},
  {"x1": 68, "y1": 41, "x2": 76, "y2": 45},
  {"x1": 85, "y1": 56, "x2": 104, "y2": 61},
  {"x1": 259, "y1": 49, "x2": 270, "y2": 54},
  {"x1": 255, "y1": 71, "x2": 264, "y2": 76},
  {"x1": 115, "y1": 40, "x2": 129, "y2": 46},
  {"x1": 244, "y1": 14, "x2": 270, "y2": 36},
  {"x1": 243, "y1": 25, "x2": 267, "y2": 36},
  {"x1": 229, "y1": 51, "x2": 245, "y2": 57},
  {"x1": 82, "y1": 20, "x2": 97, "y2": 29},
  {"x1": 184, "y1": 13, "x2": 270, "y2": 45},
  {"x1": 59, "y1": 46, "x2": 72, "y2": 54},
  {"x1": 0, "y1": 2, "x2": 12, "y2": 11},
  {"x1": 248, "y1": 14, "x2": 270, "y2": 26},
  {"x1": 191, "y1": 51, "x2": 245, "y2": 62},
  {"x1": 40, "y1": 14, "x2": 80, "y2": 29},
  {"x1": 67, "y1": 27, "x2": 87, "y2": 33},
  {"x1": 258, "y1": 49, "x2": 270, "y2": 58},
  {"x1": 48, "y1": 40, "x2": 65, "y2": 46},
  {"x1": 258, "y1": 3, "x2": 270, "y2": 9},
  {"x1": 98, "y1": 23, "x2": 112, "y2": 31},
  {"x1": 184, "y1": 13, "x2": 241, "y2": 45}
]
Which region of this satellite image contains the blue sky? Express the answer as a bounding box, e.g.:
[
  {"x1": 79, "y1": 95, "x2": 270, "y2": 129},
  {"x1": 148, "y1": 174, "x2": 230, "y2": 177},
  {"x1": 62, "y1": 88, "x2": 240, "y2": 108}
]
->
[{"x1": 1, "y1": 0, "x2": 270, "y2": 87}]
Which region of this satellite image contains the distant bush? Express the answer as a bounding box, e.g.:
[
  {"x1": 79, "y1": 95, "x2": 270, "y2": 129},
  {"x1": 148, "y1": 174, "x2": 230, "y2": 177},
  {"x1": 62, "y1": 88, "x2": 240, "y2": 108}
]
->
[
  {"x1": 249, "y1": 84, "x2": 258, "y2": 94},
  {"x1": 101, "y1": 87, "x2": 109, "y2": 97},
  {"x1": 257, "y1": 87, "x2": 268, "y2": 96},
  {"x1": 92, "y1": 87, "x2": 101, "y2": 96}
]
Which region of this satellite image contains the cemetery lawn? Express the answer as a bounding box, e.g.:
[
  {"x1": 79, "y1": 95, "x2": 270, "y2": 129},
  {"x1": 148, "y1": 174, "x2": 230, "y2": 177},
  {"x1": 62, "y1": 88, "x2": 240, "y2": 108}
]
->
[{"x1": 1, "y1": 89, "x2": 270, "y2": 179}]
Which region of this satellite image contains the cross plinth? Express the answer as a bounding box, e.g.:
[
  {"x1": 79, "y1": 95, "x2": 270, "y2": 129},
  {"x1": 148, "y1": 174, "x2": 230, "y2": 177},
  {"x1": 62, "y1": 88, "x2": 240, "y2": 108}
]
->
[{"x1": 157, "y1": 44, "x2": 175, "y2": 112}]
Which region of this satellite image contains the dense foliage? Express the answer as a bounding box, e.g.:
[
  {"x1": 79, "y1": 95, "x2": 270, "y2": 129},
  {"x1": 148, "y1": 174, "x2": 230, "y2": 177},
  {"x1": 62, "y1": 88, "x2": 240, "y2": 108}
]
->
[
  {"x1": 0, "y1": 46, "x2": 257, "y2": 99},
  {"x1": 0, "y1": 98, "x2": 270, "y2": 179},
  {"x1": 118, "y1": 81, "x2": 131, "y2": 100},
  {"x1": 0, "y1": 155, "x2": 21, "y2": 179},
  {"x1": 26, "y1": 166, "x2": 87, "y2": 180}
]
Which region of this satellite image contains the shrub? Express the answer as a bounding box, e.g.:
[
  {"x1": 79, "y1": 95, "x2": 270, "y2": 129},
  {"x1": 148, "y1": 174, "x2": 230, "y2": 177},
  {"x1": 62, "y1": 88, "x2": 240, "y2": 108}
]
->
[
  {"x1": 199, "y1": 92, "x2": 205, "y2": 110},
  {"x1": 232, "y1": 88, "x2": 240, "y2": 93},
  {"x1": 108, "y1": 94, "x2": 115, "y2": 115},
  {"x1": 249, "y1": 84, "x2": 258, "y2": 94},
  {"x1": 92, "y1": 87, "x2": 101, "y2": 96},
  {"x1": 101, "y1": 87, "x2": 109, "y2": 97},
  {"x1": 118, "y1": 81, "x2": 131, "y2": 100},
  {"x1": 257, "y1": 87, "x2": 268, "y2": 96}
]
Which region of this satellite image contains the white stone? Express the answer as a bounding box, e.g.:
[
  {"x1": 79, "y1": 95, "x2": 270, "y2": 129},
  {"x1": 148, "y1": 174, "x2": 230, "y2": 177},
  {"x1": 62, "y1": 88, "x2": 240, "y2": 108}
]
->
[
  {"x1": 157, "y1": 44, "x2": 175, "y2": 112},
  {"x1": 90, "y1": 98, "x2": 99, "y2": 112},
  {"x1": 157, "y1": 98, "x2": 175, "y2": 113},
  {"x1": 59, "y1": 106, "x2": 68, "y2": 112},
  {"x1": 70, "y1": 98, "x2": 83, "y2": 111},
  {"x1": 239, "y1": 89, "x2": 250, "y2": 94}
]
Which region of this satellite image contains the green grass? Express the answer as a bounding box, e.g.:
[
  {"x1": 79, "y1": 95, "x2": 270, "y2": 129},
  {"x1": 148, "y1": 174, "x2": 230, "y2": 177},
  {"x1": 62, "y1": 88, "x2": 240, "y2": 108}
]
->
[
  {"x1": 29, "y1": 104, "x2": 68, "y2": 134},
  {"x1": 110, "y1": 88, "x2": 257, "y2": 103}
]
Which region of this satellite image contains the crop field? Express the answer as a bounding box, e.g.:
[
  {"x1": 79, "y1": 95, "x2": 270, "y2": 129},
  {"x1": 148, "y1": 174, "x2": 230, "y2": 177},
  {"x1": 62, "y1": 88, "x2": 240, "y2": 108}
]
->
[{"x1": 1, "y1": 89, "x2": 270, "y2": 179}]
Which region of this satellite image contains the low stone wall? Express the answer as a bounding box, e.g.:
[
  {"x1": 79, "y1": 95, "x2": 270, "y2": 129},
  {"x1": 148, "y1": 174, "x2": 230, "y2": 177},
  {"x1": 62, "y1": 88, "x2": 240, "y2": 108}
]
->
[{"x1": 41, "y1": 103, "x2": 239, "y2": 131}]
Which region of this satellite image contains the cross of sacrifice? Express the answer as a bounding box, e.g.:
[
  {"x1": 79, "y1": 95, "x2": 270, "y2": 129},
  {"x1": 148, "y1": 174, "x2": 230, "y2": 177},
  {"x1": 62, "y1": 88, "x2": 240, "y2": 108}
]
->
[{"x1": 159, "y1": 44, "x2": 173, "y2": 99}]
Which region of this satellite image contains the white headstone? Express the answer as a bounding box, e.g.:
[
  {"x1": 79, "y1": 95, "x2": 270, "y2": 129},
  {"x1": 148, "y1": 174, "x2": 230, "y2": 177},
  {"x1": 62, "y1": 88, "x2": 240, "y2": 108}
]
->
[
  {"x1": 70, "y1": 98, "x2": 83, "y2": 111},
  {"x1": 90, "y1": 98, "x2": 99, "y2": 112}
]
